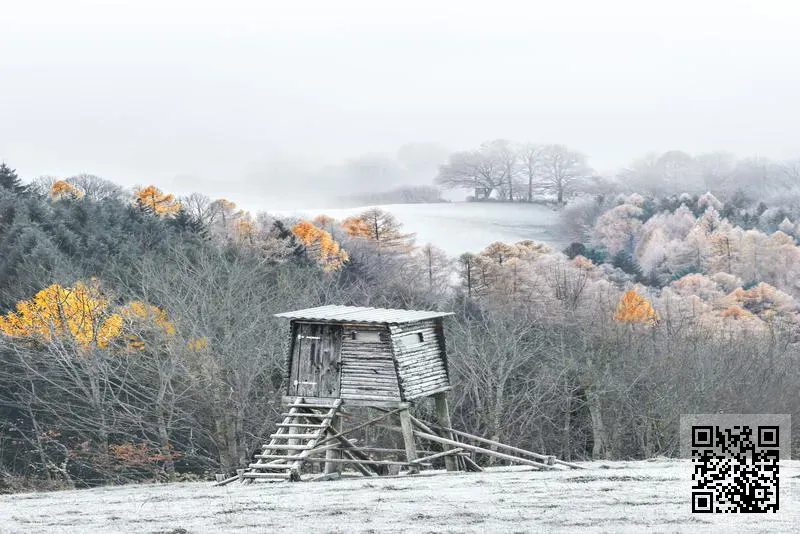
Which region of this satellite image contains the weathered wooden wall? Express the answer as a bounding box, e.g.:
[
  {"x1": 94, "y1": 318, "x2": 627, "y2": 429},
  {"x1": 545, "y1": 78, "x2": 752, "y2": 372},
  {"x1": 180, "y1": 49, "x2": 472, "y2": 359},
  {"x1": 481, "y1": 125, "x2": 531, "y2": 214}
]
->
[
  {"x1": 339, "y1": 325, "x2": 402, "y2": 403},
  {"x1": 389, "y1": 319, "x2": 450, "y2": 400}
]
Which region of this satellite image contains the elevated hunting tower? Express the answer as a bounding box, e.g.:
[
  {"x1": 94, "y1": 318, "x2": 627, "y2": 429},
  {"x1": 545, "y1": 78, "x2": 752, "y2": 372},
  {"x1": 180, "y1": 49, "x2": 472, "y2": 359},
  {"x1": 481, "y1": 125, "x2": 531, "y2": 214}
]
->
[
  {"x1": 278, "y1": 305, "x2": 453, "y2": 405},
  {"x1": 220, "y1": 305, "x2": 580, "y2": 485}
]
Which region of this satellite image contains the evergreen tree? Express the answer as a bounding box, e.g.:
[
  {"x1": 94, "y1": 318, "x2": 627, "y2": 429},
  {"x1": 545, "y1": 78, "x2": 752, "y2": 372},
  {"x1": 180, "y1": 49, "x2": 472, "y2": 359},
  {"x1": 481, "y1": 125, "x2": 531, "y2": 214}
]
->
[{"x1": 0, "y1": 163, "x2": 27, "y2": 194}]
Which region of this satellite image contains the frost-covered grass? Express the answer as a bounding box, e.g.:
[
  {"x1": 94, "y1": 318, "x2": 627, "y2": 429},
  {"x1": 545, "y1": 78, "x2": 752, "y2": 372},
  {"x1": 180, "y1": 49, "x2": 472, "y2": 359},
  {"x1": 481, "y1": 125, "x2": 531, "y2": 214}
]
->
[
  {"x1": 2, "y1": 459, "x2": 798, "y2": 533},
  {"x1": 268, "y1": 202, "x2": 568, "y2": 257}
]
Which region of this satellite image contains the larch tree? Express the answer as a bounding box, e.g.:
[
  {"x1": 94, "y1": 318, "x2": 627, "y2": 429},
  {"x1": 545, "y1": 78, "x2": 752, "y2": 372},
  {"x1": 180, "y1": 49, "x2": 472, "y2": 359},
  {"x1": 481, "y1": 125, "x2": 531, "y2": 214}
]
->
[
  {"x1": 614, "y1": 289, "x2": 659, "y2": 326},
  {"x1": 291, "y1": 220, "x2": 349, "y2": 272},
  {"x1": 134, "y1": 185, "x2": 181, "y2": 217},
  {"x1": 49, "y1": 180, "x2": 84, "y2": 201},
  {"x1": 341, "y1": 208, "x2": 415, "y2": 253}
]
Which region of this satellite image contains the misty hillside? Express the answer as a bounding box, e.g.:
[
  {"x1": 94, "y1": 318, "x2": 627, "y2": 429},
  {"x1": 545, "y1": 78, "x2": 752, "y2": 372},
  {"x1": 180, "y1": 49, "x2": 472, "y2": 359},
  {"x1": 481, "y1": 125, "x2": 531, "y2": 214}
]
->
[{"x1": 2, "y1": 161, "x2": 800, "y2": 494}]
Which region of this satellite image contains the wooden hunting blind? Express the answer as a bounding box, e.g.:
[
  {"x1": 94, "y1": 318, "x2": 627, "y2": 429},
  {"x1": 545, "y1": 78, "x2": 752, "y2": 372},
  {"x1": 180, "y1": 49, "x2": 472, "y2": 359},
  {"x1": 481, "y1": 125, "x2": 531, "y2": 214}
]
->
[
  {"x1": 277, "y1": 305, "x2": 454, "y2": 406},
  {"x1": 218, "y1": 305, "x2": 581, "y2": 486}
]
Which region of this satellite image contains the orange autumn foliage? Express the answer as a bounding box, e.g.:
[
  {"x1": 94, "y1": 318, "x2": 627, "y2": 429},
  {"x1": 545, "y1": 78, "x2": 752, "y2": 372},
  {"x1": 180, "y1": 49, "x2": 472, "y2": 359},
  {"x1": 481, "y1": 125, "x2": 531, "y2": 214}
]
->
[
  {"x1": 291, "y1": 220, "x2": 349, "y2": 271},
  {"x1": 49, "y1": 180, "x2": 84, "y2": 201},
  {"x1": 134, "y1": 185, "x2": 181, "y2": 217},
  {"x1": 341, "y1": 216, "x2": 372, "y2": 238},
  {"x1": 614, "y1": 289, "x2": 659, "y2": 326}
]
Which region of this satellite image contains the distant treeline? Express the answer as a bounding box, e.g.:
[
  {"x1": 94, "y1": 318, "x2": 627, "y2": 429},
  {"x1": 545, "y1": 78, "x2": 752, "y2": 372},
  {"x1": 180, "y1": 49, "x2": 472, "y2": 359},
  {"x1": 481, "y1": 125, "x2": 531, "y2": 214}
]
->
[{"x1": 336, "y1": 185, "x2": 445, "y2": 207}]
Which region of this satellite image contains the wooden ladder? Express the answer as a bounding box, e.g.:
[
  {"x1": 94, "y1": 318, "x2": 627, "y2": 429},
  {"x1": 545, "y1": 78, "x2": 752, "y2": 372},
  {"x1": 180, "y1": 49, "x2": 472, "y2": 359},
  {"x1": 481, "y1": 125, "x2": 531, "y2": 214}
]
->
[{"x1": 240, "y1": 397, "x2": 342, "y2": 483}]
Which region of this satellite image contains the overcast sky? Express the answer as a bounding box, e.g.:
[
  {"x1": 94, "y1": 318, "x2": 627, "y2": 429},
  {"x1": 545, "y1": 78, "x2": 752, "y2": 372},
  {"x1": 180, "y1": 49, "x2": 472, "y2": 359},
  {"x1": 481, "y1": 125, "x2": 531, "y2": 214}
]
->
[{"x1": 2, "y1": 0, "x2": 799, "y2": 207}]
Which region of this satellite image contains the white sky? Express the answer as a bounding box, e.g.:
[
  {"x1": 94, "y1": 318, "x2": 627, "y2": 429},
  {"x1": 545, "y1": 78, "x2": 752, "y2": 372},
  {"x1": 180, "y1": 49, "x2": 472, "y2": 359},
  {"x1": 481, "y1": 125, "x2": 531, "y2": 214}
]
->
[{"x1": 2, "y1": 0, "x2": 799, "y2": 205}]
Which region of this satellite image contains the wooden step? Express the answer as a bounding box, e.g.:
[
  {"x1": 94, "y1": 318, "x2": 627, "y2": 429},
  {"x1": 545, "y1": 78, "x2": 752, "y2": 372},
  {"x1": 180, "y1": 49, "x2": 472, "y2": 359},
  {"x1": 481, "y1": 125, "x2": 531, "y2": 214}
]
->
[
  {"x1": 248, "y1": 461, "x2": 294, "y2": 469},
  {"x1": 250, "y1": 459, "x2": 302, "y2": 467},
  {"x1": 269, "y1": 433, "x2": 320, "y2": 440},
  {"x1": 240, "y1": 472, "x2": 289, "y2": 479},
  {"x1": 276, "y1": 423, "x2": 326, "y2": 429},
  {"x1": 279, "y1": 412, "x2": 332, "y2": 418},
  {"x1": 288, "y1": 402, "x2": 339, "y2": 409},
  {"x1": 253, "y1": 455, "x2": 303, "y2": 462},
  {"x1": 263, "y1": 444, "x2": 315, "y2": 451}
]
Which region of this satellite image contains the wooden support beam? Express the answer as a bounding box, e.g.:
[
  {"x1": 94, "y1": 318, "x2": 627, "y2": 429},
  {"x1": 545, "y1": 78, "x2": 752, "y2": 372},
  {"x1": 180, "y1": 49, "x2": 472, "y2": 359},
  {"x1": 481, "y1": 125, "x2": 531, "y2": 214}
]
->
[
  {"x1": 411, "y1": 447, "x2": 463, "y2": 465},
  {"x1": 325, "y1": 414, "x2": 342, "y2": 475},
  {"x1": 461, "y1": 455, "x2": 484, "y2": 472},
  {"x1": 433, "y1": 392, "x2": 458, "y2": 472},
  {"x1": 342, "y1": 449, "x2": 374, "y2": 476},
  {"x1": 214, "y1": 474, "x2": 241, "y2": 486},
  {"x1": 300, "y1": 457, "x2": 432, "y2": 467},
  {"x1": 416, "y1": 420, "x2": 584, "y2": 470},
  {"x1": 399, "y1": 409, "x2": 419, "y2": 474},
  {"x1": 413, "y1": 431, "x2": 560, "y2": 471}
]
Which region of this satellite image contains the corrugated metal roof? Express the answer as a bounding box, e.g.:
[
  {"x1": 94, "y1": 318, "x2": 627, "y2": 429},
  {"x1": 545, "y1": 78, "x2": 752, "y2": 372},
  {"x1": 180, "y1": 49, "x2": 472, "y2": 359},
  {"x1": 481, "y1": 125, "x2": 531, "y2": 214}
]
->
[{"x1": 274, "y1": 305, "x2": 454, "y2": 324}]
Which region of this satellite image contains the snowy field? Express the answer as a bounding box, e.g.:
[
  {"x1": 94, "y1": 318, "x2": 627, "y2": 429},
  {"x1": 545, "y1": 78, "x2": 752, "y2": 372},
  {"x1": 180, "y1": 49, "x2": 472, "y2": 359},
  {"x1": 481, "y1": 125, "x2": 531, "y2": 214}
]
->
[
  {"x1": 2, "y1": 459, "x2": 798, "y2": 533},
  {"x1": 267, "y1": 202, "x2": 568, "y2": 257}
]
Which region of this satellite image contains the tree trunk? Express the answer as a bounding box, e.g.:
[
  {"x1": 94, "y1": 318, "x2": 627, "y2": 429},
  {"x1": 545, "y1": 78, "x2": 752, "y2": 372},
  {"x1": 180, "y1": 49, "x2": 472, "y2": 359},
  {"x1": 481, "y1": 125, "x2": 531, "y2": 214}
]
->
[
  {"x1": 561, "y1": 391, "x2": 572, "y2": 461},
  {"x1": 586, "y1": 389, "x2": 608, "y2": 459}
]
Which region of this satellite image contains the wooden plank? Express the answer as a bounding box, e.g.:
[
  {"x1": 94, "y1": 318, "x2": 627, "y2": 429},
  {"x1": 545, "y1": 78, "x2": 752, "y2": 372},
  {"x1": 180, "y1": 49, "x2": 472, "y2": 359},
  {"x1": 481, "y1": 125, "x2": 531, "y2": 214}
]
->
[
  {"x1": 287, "y1": 402, "x2": 339, "y2": 409},
  {"x1": 276, "y1": 423, "x2": 326, "y2": 429},
  {"x1": 240, "y1": 472, "x2": 289, "y2": 479},
  {"x1": 403, "y1": 385, "x2": 452, "y2": 400},
  {"x1": 268, "y1": 444, "x2": 316, "y2": 451},
  {"x1": 412, "y1": 431, "x2": 559, "y2": 471},
  {"x1": 342, "y1": 393, "x2": 404, "y2": 402},
  {"x1": 248, "y1": 462, "x2": 294, "y2": 469},
  {"x1": 270, "y1": 433, "x2": 318, "y2": 440}
]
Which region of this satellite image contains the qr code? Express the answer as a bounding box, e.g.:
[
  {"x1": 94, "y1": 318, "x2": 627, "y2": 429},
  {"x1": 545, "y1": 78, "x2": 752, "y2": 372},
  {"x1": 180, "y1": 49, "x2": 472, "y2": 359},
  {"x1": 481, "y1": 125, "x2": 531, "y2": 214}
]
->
[{"x1": 691, "y1": 425, "x2": 780, "y2": 513}]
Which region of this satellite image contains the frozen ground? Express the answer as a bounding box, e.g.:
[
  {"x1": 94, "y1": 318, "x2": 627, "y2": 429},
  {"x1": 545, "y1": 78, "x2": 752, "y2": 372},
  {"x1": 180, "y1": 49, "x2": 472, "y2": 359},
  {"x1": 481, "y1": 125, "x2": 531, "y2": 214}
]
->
[
  {"x1": 1, "y1": 459, "x2": 797, "y2": 533},
  {"x1": 268, "y1": 202, "x2": 568, "y2": 257}
]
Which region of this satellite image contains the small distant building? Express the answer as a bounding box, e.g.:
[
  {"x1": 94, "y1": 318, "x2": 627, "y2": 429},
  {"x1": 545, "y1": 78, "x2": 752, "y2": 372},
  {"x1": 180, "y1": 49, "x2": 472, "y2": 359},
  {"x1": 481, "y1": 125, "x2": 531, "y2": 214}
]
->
[{"x1": 473, "y1": 187, "x2": 491, "y2": 200}]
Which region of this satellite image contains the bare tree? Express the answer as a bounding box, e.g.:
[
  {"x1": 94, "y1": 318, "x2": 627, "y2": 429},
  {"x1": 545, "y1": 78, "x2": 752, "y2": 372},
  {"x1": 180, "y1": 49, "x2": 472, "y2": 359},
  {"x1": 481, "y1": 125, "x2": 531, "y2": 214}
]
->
[
  {"x1": 519, "y1": 143, "x2": 543, "y2": 202},
  {"x1": 538, "y1": 145, "x2": 591, "y2": 203},
  {"x1": 435, "y1": 148, "x2": 505, "y2": 199}
]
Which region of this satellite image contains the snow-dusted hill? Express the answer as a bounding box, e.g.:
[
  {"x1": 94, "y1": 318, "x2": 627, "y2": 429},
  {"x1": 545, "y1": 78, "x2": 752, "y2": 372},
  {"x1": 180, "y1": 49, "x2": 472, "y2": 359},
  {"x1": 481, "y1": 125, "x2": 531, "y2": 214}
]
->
[
  {"x1": 267, "y1": 202, "x2": 569, "y2": 257},
  {"x1": 2, "y1": 459, "x2": 797, "y2": 533}
]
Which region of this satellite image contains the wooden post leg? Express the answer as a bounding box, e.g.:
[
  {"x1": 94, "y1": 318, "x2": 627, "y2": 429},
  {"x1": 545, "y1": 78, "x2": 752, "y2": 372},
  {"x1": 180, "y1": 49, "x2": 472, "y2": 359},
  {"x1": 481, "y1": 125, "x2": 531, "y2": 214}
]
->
[
  {"x1": 325, "y1": 415, "x2": 342, "y2": 475},
  {"x1": 399, "y1": 409, "x2": 419, "y2": 474},
  {"x1": 434, "y1": 392, "x2": 458, "y2": 471}
]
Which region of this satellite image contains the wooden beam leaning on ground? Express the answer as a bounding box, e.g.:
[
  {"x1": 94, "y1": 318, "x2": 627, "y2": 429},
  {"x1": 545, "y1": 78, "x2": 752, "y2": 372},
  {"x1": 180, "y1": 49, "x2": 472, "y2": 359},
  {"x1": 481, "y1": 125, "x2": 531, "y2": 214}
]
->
[
  {"x1": 415, "y1": 419, "x2": 584, "y2": 470},
  {"x1": 413, "y1": 431, "x2": 561, "y2": 471}
]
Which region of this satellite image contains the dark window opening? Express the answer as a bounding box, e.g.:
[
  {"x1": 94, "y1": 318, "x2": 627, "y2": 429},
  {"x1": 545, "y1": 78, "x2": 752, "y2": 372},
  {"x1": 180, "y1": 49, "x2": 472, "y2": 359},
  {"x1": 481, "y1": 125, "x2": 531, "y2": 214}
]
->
[{"x1": 416, "y1": 332, "x2": 424, "y2": 343}]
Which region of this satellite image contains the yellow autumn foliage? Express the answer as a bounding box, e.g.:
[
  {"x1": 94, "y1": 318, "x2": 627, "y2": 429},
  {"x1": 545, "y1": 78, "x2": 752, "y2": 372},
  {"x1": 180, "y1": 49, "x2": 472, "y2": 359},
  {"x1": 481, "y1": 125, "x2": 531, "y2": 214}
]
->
[
  {"x1": 234, "y1": 218, "x2": 256, "y2": 243},
  {"x1": 186, "y1": 337, "x2": 209, "y2": 351},
  {"x1": 120, "y1": 301, "x2": 176, "y2": 336},
  {"x1": 134, "y1": 185, "x2": 181, "y2": 217},
  {"x1": 49, "y1": 180, "x2": 84, "y2": 201},
  {"x1": 0, "y1": 282, "x2": 122, "y2": 349},
  {"x1": 291, "y1": 221, "x2": 349, "y2": 272},
  {"x1": 0, "y1": 283, "x2": 176, "y2": 352},
  {"x1": 614, "y1": 289, "x2": 659, "y2": 326}
]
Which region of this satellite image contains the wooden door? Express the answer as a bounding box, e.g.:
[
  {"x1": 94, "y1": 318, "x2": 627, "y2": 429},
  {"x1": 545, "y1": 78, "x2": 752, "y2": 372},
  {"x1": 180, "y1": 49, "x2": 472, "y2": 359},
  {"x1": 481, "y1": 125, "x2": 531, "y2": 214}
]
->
[{"x1": 289, "y1": 323, "x2": 342, "y2": 398}]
